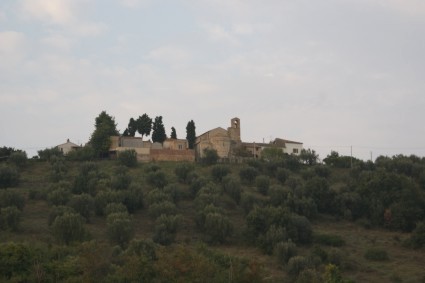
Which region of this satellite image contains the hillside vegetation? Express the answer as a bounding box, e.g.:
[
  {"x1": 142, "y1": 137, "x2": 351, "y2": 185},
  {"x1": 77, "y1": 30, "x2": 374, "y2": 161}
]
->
[{"x1": 1, "y1": 151, "x2": 425, "y2": 282}]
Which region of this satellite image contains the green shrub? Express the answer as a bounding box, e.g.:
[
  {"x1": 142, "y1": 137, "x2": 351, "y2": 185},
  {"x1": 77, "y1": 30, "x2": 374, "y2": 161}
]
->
[
  {"x1": 72, "y1": 162, "x2": 100, "y2": 195},
  {"x1": 104, "y1": 203, "x2": 128, "y2": 216},
  {"x1": 406, "y1": 222, "x2": 425, "y2": 248},
  {"x1": 8, "y1": 152, "x2": 27, "y2": 169},
  {"x1": 48, "y1": 205, "x2": 75, "y2": 226},
  {"x1": 52, "y1": 212, "x2": 87, "y2": 245},
  {"x1": 314, "y1": 165, "x2": 331, "y2": 178},
  {"x1": 0, "y1": 242, "x2": 33, "y2": 280},
  {"x1": 268, "y1": 185, "x2": 289, "y2": 206},
  {"x1": 110, "y1": 165, "x2": 132, "y2": 190},
  {"x1": 314, "y1": 233, "x2": 345, "y2": 247},
  {"x1": 47, "y1": 188, "x2": 71, "y2": 206},
  {"x1": 203, "y1": 212, "x2": 233, "y2": 244},
  {"x1": 0, "y1": 189, "x2": 25, "y2": 210},
  {"x1": 68, "y1": 193, "x2": 94, "y2": 221},
  {"x1": 276, "y1": 168, "x2": 290, "y2": 184},
  {"x1": 202, "y1": 148, "x2": 219, "y2": 165},
  {"x1": 240, "y1": 193, "x2": 262, "y2": 214},
  {"x1": 163, "y1": 183, "x2": 181, "y2": 204},
  {"x1": 0, "y1": 206, "x2": 21, "y2": 231},
  {"x1": 194, "y1": 184, "x2": 221, "y2": 208},
  {"x1": 0, "y1": 165, "x2": 20, "y2": 188},
  {"x1": 364, "y1": 248, "x2": 389, "y2": 261},
  {"x1": 50, "y1": 156, "x2": 67, "y2": 182},
  {"x1": 211, "y1": 165, "x2": 231, "y2": 183},
  {"x1": 189, "y1": 176, "x2": 208, "y2": 197},
  {"x1": 255, "y1": 175, "x2": 270, "y2": 195},
  {"x1": 174, "y1": 163, "x2": 195, "y2": 183},
  {"x1": 107, "y1": 212, "x2": 134, "y2": 247},
  {"x1": 146, "y1": 188, "x2": 171, "y2": 205},
  {"x1": 94, "y1": 190, "x2": 123, "y2": 216},
  {"x1": 275, "y1": 240, "x2": 297, "y2": 264},
  {"x1": 122, "y1": 183, "x2": 144, "y2": 213},
  {"x1": 239, "y1": 166, "x2": 258, "y2": 184},
  {"x1": 37, "y1": 147, "x2": 63, "y2": 161},
  {"x1": 66, "y1": 145, "x2": 95, "y2": 161},
  {"x1": 117, "y1": 149, "x2": 138, "y2": 167},
  {"x1": 148, "y1": 201, "x2": 177, "y2": 218},
  {"x1": 152, "y1": 214, "x2": 181, "y2": 245},
  {"x1": 147, "y1": 171, "x2": 168, "y2": 189},
  {"x1": 222, "y1": 176, "x2": 242, "y2": 204},
  {"x1": 259, "y1": 225, "x2": 288, "y2": 254}
]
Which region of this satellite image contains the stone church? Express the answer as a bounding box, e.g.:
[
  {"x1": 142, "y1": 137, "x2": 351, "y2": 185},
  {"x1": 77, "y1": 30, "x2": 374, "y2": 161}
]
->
[{"x1": 195, "y1": 117, "x2": 303, "y2": 159}]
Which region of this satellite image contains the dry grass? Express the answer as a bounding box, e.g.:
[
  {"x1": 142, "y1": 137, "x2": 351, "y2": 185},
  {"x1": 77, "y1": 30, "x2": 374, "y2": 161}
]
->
[{"x1": 313, "y1": 217, "x2": 425, "y2": 283}]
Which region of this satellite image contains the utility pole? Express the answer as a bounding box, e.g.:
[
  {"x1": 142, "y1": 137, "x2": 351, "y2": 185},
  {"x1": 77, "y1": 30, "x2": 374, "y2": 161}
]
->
[{"x1": 350, "y1": 145, "x2": 353, "y2": 168}]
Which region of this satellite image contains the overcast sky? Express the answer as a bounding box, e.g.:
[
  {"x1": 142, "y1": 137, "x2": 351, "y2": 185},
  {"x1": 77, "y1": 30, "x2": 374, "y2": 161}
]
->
[{"x1": 1, "y1": 0, "x2": 424, "y2": 160}]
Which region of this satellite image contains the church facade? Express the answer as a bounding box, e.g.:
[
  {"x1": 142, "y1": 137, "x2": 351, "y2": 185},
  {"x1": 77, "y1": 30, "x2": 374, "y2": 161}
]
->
[{"x1": 195, "y1": 117, "x2": 303, "y2": 160}]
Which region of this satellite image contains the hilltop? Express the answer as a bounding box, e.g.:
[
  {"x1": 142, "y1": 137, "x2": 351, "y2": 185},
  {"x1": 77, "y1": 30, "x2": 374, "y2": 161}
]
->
[{"x1": 0, "y1": 153, "x2": 425, "y2": 282}]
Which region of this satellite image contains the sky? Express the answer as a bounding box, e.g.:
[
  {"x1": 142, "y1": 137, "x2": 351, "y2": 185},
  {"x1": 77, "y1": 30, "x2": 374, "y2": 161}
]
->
[{"x1": 1, "y1": 0, "x2": 425, "y2": 161}]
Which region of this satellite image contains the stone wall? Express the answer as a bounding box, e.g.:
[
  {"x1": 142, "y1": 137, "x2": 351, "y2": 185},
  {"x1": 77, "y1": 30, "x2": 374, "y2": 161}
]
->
[{"x1": 150, "y1": 149, "x2": 195, "y2": 162}]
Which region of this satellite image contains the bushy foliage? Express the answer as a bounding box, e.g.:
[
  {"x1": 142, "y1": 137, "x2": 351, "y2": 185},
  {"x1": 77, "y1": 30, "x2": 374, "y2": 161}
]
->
[
  {"x1": 148, "y1": 201, "x2": 177, "y2": 218},
  {"x1": 107, "y1": 212, "x2": 134, "y2": 247},
  {"x1": 202, "y1": 148, "x2": 219, "y2": 165},
  {"x1": 0, "y1": 206, "x2": 21, "y2": 231},
  {"x1": 275, "y1": 240, "x2": 297, "y2": 264},
  {"x1": 0, "y1": 165, "x2": 20, "y2": 188},
  {"x1": 256, "y1": 175, "x2": 270, "y2": 195},
  {"x1": 38, "y1": 147, "x2": 63, "y2": 161},
  {"x1": 211, "y1": 164, "x2": 231, "y2": 183},
  {"x1": 47, "y1": 187, "x2": 71, "y2": 206},
  {"x1": 239, "y1": 166, "x2": 258, "y2": 184},
  {"x1": 110, "y1": 166, "x2": 132, "y2": 190},
  {"x1": 117, "y1": 149, "x2": 138, "y2": 167},
  {"x1": 48, "y1": 205, "x2": 75, "y2": 226},
  {"x1": 147, "y1": 171, "x2": 168, "y2": 189},
  {"x1": 174, "y1": 162, "x2": 195, "y2": 183},
  {"x1": 52, "y1": 212, "x2": 87, "y2": 244},
  {"x1": 259, "y1": 225, "x2": 288, "y2": 254},
  {"x1": 8, "y1": 151, "x2": 27, "y2": 168},
  {"x1": 405, "y1": 222, "x2": 425, "y2": 248},
  {"x1": 122, "y1": 183, "x2": 144, "y2": 213},
  {"x1": 0, "y1": 189, "x2": 25, "y2": 211},
  {"x1": 68, "y1": 193, "x2": 94, "y2": 221},
  {"x1": 299, "y1": 149, "x2": 319, "y2": 165},
  {"x1": 94, "y1": 190, "x2": 123, "y2": 216},
  {"x1": 276, "y1": 168, "x2": 290, "y2": 184},
  {"x1": 104, "y1": 203, "x2": 128, "y2": 216},
  {"x1": 72, "y1": 162, "x2": 100, "y2": 195},
  {"x1": 304, "y1": 177, "x2": 335, "y2": 214},
  {"x1": 0, "y1": 242, "x2": 33, "y2": 280},
  {"x1": 50, "y1": 156, "x2": 68, "y2": 182},
  {"x1": 153, "y1": 214, "x2": 181, "y2": 245},
  {"x1": 66, "y1": 145, "x2": 95, "y2": 161},
  {"x1": 222, "y1": 176, "x2": 242, "y2": 204},
  {"x1": 203, "y1": 212, "x2": 233, "y2": 244}
]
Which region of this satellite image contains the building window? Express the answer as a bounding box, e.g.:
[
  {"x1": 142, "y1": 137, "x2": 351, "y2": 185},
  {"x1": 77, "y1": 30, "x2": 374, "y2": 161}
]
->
[
  {"x1": 178, "y1": 145, "x2": 183, "y2": 150},
  {"x1": 293, "y1": 148, "x2": 299, "y2": 154}
]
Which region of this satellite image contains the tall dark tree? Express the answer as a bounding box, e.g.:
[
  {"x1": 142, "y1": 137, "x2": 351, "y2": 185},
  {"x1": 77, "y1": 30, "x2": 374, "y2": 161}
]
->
[
  {"x1": 152, "y1": 116, "x2": 167, "y2": 143},
  {"x1": 186, "y1": 120, "x2": 196, "y2": 149},
  {"x1": 127, "y1": 118, "x2": 138, "y2": 137},
  {"x1": 170, "y1": 127, "x2": 177, "y2": 139},
  {"x1": 89, "y1": 111, "x2": 119, "y2": 158},
  {"x1": 136, "y1": 114, "x2": 152, "y2": 140}
]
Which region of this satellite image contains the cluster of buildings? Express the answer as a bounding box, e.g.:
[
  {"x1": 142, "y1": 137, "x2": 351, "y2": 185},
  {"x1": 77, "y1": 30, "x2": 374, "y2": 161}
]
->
[{"x1": 58, "y1": 118, "x2": 303, "y2": 162}]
